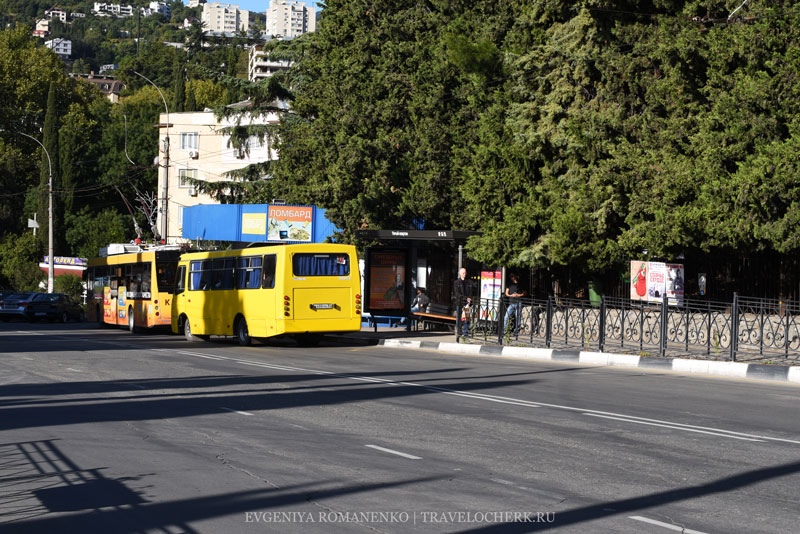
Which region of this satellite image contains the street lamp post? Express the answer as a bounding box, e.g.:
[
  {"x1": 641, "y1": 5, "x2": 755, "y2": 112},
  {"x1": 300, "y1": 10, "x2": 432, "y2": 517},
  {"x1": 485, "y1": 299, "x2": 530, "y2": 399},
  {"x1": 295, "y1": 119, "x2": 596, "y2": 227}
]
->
[
  {"x1": 17, "y1": 131, "x2": 55, "y2": 293},
  {"x1": 132, "y1": 70, "x2": 170, "y2": 242}
]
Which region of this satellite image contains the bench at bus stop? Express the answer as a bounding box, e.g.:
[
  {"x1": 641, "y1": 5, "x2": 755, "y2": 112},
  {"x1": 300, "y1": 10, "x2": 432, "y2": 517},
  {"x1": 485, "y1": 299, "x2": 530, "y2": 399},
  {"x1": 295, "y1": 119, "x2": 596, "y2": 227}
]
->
[
  {"x1": 410, "y1": 303, "x2": 456, "y2": 331},
  {"x1": 365, "y1": 313, "x2": 405, "y2": 332}
]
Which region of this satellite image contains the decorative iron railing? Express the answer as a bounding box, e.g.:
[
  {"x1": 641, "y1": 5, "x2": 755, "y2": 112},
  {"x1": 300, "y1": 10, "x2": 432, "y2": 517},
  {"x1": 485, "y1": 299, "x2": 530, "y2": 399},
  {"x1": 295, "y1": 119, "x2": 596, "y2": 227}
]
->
[{"x1": 457, "y1": 294, "x2": 800, "y2": 363}]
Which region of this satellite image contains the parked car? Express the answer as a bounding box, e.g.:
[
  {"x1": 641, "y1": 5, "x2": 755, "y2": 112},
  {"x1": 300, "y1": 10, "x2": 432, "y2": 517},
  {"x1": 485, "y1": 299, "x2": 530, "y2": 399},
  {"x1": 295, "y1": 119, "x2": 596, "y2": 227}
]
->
[
  {"x1": 0, "y1": 292, "x2": 37, "y2": 321},
  {"x1": 26, "y1": 293, "x2": 86, "y2": 323}
]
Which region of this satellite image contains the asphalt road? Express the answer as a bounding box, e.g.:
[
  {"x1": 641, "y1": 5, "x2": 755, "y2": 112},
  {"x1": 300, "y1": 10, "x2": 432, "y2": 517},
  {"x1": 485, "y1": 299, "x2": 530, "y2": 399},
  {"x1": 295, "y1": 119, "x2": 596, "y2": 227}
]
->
[{"x1": 1, "y1": 321, "x2": 799, "y2": 534}]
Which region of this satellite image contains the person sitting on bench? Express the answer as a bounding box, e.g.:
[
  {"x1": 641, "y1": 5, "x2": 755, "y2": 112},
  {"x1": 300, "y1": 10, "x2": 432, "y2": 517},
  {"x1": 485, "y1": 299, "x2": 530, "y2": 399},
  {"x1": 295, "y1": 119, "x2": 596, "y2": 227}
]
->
[{"x1": 400, "y1": 288, "x2": 430, "y2": 324}]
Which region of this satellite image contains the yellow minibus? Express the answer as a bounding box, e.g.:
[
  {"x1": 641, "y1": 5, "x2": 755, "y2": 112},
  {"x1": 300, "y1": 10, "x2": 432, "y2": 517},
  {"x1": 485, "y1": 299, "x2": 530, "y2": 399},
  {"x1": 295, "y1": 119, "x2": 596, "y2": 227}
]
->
[{"x1": 171, "y1": 243, "x2": 362, "y2": 345}]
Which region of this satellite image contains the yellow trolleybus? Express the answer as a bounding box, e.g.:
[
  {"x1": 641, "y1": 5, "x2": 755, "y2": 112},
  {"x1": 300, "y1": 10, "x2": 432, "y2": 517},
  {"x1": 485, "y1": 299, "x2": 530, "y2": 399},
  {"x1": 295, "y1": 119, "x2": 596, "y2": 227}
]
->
[
  {"x1": 172, "y1": 243, "x2": 362, "y2": 345},
  {"x1": 86, "y1": 244, "x2": 182, "y2": 331}
]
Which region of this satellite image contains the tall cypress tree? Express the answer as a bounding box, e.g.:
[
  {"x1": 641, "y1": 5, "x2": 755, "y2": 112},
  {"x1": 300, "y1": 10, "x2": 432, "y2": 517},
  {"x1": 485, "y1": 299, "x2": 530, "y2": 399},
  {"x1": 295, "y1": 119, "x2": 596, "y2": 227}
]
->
[
  {"x1": 185, "y1": 80, "x2": 197, "y2": 112},
  {"x1": 171, "y1": 63, "x2": 185, "y2": 112},
  {"x1": 38, "y1": 82, "x2": 61, "y2": 255}
]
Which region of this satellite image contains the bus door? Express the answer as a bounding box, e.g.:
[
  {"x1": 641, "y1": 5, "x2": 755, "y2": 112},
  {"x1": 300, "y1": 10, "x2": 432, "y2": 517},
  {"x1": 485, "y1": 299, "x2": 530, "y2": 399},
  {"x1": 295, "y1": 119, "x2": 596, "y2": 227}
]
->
[
  {"x1": 172, "y1": 263, "x2": 188, "y2": 333},
  {"x1": 109, "y1": 266, "x2": 123, "y2": 324}
]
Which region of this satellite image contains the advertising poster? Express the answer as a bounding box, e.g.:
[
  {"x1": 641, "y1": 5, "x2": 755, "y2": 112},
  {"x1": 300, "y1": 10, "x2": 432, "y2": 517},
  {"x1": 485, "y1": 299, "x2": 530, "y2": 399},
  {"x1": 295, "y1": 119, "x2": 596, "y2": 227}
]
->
[
  {"x1": 666, "y1": 263, "x2": 685, "y2": 305},
  {"x1": 647, "y1": 261, "x2": 666, "y2": 303},
  {"x1": 480, "y1": 271, "x2": 502, "y2": 300},
  {"x1": 630, "y1": 261, "x2": 648, "y2": 301},
  {"x1": 242, "y1": 213, "x2": 267, "y2": 236},
  {"x1": 369, "y1": 251, "x2": 406, "y2": 310},
  {"x1": 480, "y1": 270, "x2": 502, "y2": 320},
  {"x1": 267, "y1": 205, "x2": 313, "y2": 242},
  {"x1": 631, "y1": 261, "x2": 684, "y2": 303}
]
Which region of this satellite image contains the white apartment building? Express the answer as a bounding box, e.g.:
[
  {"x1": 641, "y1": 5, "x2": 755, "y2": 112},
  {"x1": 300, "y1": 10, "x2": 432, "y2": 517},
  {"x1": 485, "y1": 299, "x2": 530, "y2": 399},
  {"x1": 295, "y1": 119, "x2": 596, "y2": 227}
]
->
[
  {"x1": 44, "y1": 9, "x2": 67, "y2": 23},
  {"x1": 201, "y1": 3, "x2": 249, "y2": 34},
  {"x1": 156, "y1": 110, "x2": 279, "y2": 242},
  {"x1": 266, "y1": 0, "x2": 315, "y2": 38},
  {"x1": 248, "y1": 44, "x2": 293, "y2": 82},
  {"x1": 188, "y1": 0, "x2": 207, "y2": 7},
  {"x1": 92, "y1": 3, "x2": 135, "y2": 18},
  {"x1": 34, "y1": 19, "x2": 50, "y2": 36},
  {"x1": 141, "y1": 2, "x2": 171, "y2": 18},
  {"x1": 44, "y1": 38, "x2": 72, "y2": 58}
]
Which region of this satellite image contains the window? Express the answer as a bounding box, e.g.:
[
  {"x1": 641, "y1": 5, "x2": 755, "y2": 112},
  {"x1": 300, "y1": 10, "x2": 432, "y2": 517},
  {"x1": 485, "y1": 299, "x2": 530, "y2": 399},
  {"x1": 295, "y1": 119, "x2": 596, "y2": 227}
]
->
[
  {"x1": 179, "y1": 169, "x2": 197, "y2": 188},
  {"x1": 211, "y1": 258, "x2": 235, "y2": 290},
  {"x1": 235, "y1": 256, "x2": 262, "y2": 289},
  {"x1": 262, "y1": 255, "x2": 276, "y2": 289},
  {"x1": 156, "y1": 262, "x2": 176, "y2": 294},
  {"x1": 180, "y1": 132, "x2": 198, "y2": 150},
  {"x1": 175, "y1": 265, "x2": 186, "y2": 295},
  {"x1": 292, "y1": 253, "x2": 350, "y2": 277},
  {"x1": 190, "y1": 260, "x2": 212, "y2": 290}
]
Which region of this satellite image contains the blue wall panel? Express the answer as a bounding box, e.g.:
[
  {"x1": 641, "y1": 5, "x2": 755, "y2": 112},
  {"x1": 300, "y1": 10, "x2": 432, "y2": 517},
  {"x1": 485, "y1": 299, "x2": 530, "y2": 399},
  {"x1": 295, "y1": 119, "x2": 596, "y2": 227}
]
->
[{"x1": 181, "y1": 204, "x2": 338, "y2": 243}]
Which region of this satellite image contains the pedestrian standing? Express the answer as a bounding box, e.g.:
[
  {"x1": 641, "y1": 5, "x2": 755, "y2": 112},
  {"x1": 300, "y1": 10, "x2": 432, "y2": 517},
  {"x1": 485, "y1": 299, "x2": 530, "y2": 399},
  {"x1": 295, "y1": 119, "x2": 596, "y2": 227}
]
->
[
  {"x1": 453, "y1": 267, "x2": 474, "y2": 337},
  {"x1": 503, "y1": 273, "x2": 527, "y2": 337}
]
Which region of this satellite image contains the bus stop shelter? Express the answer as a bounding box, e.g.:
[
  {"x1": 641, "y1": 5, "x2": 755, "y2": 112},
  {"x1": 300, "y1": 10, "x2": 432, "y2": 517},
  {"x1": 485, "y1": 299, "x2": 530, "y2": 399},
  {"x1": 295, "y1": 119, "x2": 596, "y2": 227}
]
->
[{"x1": 355, "y1": 229, "x2": 481, "y2": 325}]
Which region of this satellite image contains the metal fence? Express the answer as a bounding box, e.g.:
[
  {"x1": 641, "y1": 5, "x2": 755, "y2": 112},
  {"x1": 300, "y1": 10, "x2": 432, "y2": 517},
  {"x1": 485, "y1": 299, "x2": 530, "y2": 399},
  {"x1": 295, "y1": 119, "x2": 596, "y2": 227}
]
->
[{"x1": 457, "y1": 294, "x2": 800, "y2": 363}]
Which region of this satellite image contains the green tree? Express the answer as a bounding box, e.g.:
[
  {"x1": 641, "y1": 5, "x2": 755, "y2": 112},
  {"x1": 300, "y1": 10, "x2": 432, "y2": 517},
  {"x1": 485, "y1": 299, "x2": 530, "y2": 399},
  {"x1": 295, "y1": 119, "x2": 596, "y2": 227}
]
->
[
  {"x1": 0, "y1": 232, "x2": 44, "y2": 291},
  {"x1": 64, "y1": 207, "x2": 131, "y2": 259},
  {"x1": 37, "y1": 81, "x2": 61, "y2": 255},
  {"x1": 54, "y1": 274, "x2": 84, "y2": 300},
  {"x1": 171, "y1": 61, "x2": 185, "y2": 112}
]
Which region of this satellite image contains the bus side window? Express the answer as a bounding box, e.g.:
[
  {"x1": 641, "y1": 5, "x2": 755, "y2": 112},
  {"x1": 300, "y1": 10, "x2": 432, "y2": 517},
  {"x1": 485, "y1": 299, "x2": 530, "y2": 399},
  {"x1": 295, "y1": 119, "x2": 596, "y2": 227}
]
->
[
  {"x1": 262, "y1": 255, "x2": 276, "y2": 289},
  {"x1": 189, "y1": 261, "x2": 205, "y2": 291},
  {"x1": 175, "y1": 265, "x2": 186, "y2": 294}
]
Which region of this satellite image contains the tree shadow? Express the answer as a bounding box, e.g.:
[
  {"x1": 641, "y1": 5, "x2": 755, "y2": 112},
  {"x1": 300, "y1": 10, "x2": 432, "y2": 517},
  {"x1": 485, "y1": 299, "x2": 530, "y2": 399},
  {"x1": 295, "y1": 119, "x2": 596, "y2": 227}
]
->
[
  {"x1": 0, "y1": 373, "x2": 534, "y2": 432},
  {"x1": 456, "y1": 460, "x2": 800, "y2": 533},
  {"x1": 1, "y1": 439, "x2": 441, "y2": 534}
]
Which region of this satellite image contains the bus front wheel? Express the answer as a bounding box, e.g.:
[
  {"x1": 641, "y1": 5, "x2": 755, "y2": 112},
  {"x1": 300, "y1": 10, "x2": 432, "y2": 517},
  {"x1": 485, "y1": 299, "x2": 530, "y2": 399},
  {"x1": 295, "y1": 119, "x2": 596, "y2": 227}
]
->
[
  {"x1": 184, "y1": 317, "x2": 207, "y2": 342},
  {"x1": 235, "y1": 318, "x2": 251, "y2": 346}
]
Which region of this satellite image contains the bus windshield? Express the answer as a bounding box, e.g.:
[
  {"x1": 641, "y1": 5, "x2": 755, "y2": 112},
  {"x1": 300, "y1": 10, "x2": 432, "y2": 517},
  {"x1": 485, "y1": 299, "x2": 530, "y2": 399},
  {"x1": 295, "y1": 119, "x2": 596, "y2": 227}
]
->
[{"x1": 292, "y1": 253, "x2": 350, "y2": 276}]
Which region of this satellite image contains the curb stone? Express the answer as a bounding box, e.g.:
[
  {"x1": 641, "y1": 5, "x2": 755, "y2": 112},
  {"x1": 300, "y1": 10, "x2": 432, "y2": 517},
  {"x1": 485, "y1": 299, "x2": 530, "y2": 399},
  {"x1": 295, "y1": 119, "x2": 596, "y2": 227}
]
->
[{"x1": 377, "y1": 339, "x2": 800, "y2": 385}]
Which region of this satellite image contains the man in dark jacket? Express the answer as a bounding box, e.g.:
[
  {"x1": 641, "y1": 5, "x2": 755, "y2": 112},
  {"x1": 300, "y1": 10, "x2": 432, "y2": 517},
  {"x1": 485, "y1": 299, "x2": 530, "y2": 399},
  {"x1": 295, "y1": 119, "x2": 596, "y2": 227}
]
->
[{"x1": 453, "y1": 267, "x2": 474, "y2": 337}]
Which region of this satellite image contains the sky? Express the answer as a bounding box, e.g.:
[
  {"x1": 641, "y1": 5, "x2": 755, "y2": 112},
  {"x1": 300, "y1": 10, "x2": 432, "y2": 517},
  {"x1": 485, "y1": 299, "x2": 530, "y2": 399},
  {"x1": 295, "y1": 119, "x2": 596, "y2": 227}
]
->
[{"x1": 187, "y1": 1, "x2": 320, "y2": 14}]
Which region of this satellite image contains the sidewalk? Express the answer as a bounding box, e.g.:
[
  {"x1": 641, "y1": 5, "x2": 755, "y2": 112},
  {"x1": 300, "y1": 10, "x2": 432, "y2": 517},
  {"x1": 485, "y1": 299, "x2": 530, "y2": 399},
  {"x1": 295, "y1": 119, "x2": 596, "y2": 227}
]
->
[{"x1": 332, "y1": 326, "x2": 800, "y2": 385}]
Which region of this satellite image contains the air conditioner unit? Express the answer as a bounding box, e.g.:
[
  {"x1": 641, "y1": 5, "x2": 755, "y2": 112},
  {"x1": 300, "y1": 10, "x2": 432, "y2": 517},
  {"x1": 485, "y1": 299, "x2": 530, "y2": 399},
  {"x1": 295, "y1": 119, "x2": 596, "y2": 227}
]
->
[
  {"x1": 188, "y1": 150, "x2": 199, "y2": 159},
  {"x1": 188, "y1": 187, "x2": 197, "y2": 197}
]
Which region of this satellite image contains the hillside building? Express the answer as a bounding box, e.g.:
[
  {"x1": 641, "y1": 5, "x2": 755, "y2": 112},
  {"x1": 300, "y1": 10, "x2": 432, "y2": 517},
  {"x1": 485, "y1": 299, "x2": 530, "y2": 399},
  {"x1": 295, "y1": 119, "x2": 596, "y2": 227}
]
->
[
  {"x1": 265, "y1": 0, "x2": 315, "y2": 38},
  {"x1": 248, "y1": 44, "x2": 292, "y2": 82},
  {"x1": 44, "y1": 38, "x2": 71, "y2": 59},
  {"x1": 156, "y1": 110, "x2": 280, "y2": 243},
  {"x1": 201, "y1": 3, "x2": 249, "y2": 34}
]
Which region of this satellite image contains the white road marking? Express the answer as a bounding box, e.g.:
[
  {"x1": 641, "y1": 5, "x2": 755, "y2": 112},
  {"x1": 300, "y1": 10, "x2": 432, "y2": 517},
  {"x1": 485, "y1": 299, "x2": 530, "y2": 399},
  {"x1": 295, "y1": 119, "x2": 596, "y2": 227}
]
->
[
  {"x1": 57, "y1": 338, "x2": 799, "y2": 447},
  {"x1": 365, "y1": 444, "x2": 422, "y2": 460},
  {"x1": 66, "y1": 368, "x2": 81, "y2": 372},
  {"x1": 220, "y1": 407, "x2": 254, "y2": 416},
  {"x1": 584, "y1": 413, "x2": 766, "y2": 442},
  {"x1": 629, "y1": 515, "x2": 708, "y2": 534},
  {"x1": 176, "y1": 350, "x2": 225, "y2": 360}
]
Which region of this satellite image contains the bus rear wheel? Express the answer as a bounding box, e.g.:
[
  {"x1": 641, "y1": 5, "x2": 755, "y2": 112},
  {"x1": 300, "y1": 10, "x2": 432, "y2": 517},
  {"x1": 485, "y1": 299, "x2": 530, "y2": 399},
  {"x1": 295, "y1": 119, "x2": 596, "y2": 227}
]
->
[
  {"x1": 235, "y1": 318, "x2": 251, "y2": 346},
  {"x1": 128, "y1": 308, "x2": 139, "y2": 333}
]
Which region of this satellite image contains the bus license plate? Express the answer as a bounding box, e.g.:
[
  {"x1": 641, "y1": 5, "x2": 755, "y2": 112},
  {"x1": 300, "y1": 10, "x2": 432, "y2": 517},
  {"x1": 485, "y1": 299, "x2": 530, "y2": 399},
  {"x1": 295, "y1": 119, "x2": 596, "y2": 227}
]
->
[{"x1": 311, "y1": 303, "x2": 334, "y2": 310}]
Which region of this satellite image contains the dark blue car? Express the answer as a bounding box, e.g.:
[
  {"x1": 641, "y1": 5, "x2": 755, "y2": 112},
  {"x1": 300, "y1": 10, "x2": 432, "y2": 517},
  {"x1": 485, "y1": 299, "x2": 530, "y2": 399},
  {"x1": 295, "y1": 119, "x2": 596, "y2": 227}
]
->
[{"x1": 26, "y1": 293, "x2": 86, "y2": 323}]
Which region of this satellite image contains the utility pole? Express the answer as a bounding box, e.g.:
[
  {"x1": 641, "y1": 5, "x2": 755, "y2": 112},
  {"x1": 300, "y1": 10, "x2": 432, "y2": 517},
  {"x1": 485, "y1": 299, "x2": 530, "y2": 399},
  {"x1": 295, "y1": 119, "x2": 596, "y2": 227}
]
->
[
  {"x1": 133, "y1": 71, "x2": 170, "y2": 242},
  {"x1": 18, "y1": 131, "x2": 54, "y2": 293}
]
